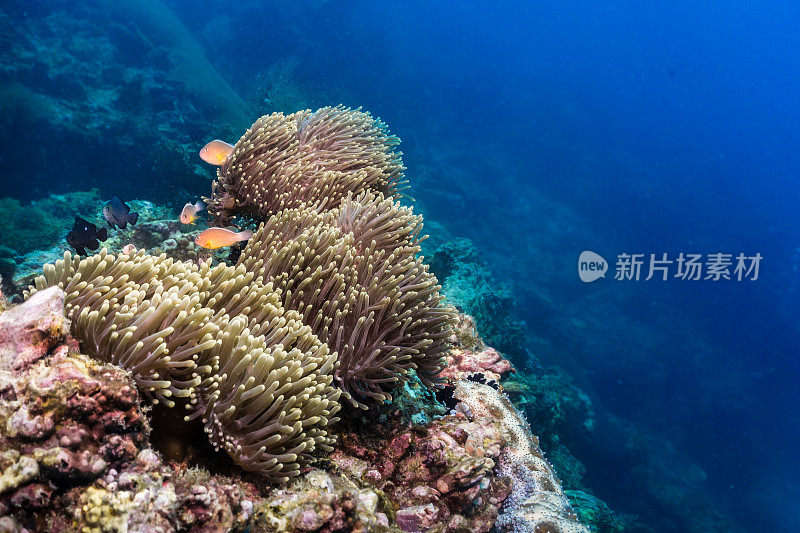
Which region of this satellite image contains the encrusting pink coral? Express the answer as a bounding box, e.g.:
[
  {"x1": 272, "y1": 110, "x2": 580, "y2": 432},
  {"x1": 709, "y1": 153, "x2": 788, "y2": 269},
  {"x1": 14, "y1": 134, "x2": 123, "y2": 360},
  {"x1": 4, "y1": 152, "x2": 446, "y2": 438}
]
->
[
  {"x1": 440, "y1": 346, "x2": 513, "y2": 383},
  {"x1": 0, "y1": 287, "x2": 70, "y2": 371}
]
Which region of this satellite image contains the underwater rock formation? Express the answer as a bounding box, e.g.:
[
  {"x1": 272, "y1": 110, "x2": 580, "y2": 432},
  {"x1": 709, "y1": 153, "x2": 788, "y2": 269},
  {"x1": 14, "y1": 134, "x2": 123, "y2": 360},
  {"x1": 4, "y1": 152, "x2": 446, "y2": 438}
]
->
[
  {"x1": 0, "y1": 287, "x2": 69, "y2": 372},
  {"x1": 454, "y1": 381, "x2": 588, "y2": 533},
  {"x1": 0, "y1": 3, "x2": 235, "y2": 202},
  {"x1": 440, "y1": 345, "x2": 513, "y2": 384},
  {"x1": 504, "y1": 368, "x2": 596, "y2": 445},
  {"x1": 0, "y1": 191, "x2": 103, "y2": 257},
  {"x1": 206, "y1": 106, "x2": 405, "y2": 225},
  {"x1": 103, "y1": 0, "x2": 251, "y2": 128},
  {"x1": 248, "y1": 468, "x2": 391, "y2": 532},
  {"x1": 429, "y1": 238, "x2": 529, "y2": 365},
  {"x1": 332, "y1": 406, "x2": 512, "y2": 532}
]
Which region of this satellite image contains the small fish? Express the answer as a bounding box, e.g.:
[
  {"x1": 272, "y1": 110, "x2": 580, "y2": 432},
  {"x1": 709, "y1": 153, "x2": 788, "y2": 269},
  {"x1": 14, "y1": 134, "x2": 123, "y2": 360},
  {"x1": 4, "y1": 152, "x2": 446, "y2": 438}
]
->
[
  {"x1": 102, "y1": 195, "x2": 139, "y2": 230},
  {"x1": 66, "y1": 217, "x2": 107, "y2": 256},
  {"x1": 199, "y1": 140, "x2": 234, "y2": 165},
  {"x1": 180, "y1": 200, "x2": 205, "y2": 225},
  {"x1": 121, "y1": 244, "x2": 137, "y2": 255},
  {"x1": 195, "y1": 227, "x2": 253, "y2": 249}
]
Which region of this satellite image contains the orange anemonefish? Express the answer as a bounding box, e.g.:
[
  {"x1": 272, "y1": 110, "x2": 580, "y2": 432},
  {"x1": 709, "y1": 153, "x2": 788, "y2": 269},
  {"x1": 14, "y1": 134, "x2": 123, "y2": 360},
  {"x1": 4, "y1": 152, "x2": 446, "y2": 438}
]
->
[
  {"x1": 199, "y1": 140, "x2": 234, "y2": 165},
  {"x1": 180, "y1": 200, "x2": 205, "y2": 225},
  {"x1": 194, "y1": 227, "x2": 253, "y2": 249}
]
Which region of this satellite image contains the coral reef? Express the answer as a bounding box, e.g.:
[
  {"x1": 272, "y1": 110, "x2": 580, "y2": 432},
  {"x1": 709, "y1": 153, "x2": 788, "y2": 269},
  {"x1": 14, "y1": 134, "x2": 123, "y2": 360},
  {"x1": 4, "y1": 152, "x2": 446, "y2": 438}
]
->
[
  {"x1": 0, "y1": 288, "x2": 146, "y2": 528},
  {"x1": 0, "y1": 287, "x2": 69, "y2": 371},
  {"x1": 504, "y1": 368, "x2": 596, "y2": 445},
  {"x1": 0, "y1": 281, "x2": 589, "y2": 531},
  {"x1": 332, "y1": 410, "x2": 512, "y2": 532},
  {"x1": 103, "y1": 0, "x2": 251, "y2": 129},
  {"x1": 447, "y1": 314, "x2": 616, "y2": 529},
  {"x1": 206, "y1": 106, "x2": 405, "y2": 226},
  {"x1": 0, "y1": 2, "x2": 238, "y2": 203},
  {"x1": 249, "y1": 468, "x2": 390, "y2": 532},
  {"x1": 440, "y1": 346, "x2": 513, "y2": 384},
  {"x1": 0, "y1": 191, "x2": 103, "y2": 257},
  {"x1": 565, "y1": 491, "x2": 625, "y2": 533},
  {"x1": 71, "y1": 460, "x2": 255, "y2": 533},
  {"x1": 0, "y1": 286, "x2": 258, "y2": 532},
  {"x1": 22, "y1": 104, "x2": 456, "y2": 478}
]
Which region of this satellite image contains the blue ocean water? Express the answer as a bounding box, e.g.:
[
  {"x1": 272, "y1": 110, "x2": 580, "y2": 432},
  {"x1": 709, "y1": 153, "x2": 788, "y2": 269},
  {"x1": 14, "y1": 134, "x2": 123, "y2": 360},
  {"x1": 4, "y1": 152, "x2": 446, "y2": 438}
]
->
[{"x1": 2, "y1": 1, "x2": 798, "y2": 531}]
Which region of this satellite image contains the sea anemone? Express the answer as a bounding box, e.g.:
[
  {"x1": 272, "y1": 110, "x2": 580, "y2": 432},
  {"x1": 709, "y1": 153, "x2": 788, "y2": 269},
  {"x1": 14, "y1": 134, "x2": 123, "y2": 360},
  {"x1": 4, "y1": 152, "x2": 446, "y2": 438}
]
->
[
  {"x1": 27, "y1": 249, "x2": 341, "y2": 482},
  {"x1": 26, "y1": 106, "x2": 453, "y2": 480},
  {"x1": 29, "y1": 250, "x2": 217, "y2": 407},
  {"x1": 201, "y1": 315, "x2": 339, "y2": 482},
  {"x1": 205, "y1": 105, "x2": 406, "y2": 226},
  {"x1": 237, "y1": 191, "x2": 457, "y2": 408}
]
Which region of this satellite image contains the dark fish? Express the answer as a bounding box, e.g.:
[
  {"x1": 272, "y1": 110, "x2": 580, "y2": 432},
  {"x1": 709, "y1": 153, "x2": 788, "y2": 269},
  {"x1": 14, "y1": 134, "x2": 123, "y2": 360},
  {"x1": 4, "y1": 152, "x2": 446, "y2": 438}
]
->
[
  {"x1": 66, "y1": 217, "x2": 108, "y2": 256},
  {"x1": 102, "y1": 195, "x2": 139, "y2": 230}
]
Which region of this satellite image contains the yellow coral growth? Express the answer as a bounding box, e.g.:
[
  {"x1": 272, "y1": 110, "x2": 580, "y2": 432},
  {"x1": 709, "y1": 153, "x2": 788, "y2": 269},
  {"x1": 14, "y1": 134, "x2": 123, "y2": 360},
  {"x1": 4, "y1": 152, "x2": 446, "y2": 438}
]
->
[{"x1": 75, "y1": 486, "x2": 134, "y2": 533}]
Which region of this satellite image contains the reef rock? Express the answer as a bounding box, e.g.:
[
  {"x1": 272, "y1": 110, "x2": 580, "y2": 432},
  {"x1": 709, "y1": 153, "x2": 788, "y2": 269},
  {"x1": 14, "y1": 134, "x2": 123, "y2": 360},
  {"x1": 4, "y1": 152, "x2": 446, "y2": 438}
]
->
[
  {"x1": 331, "y1": 409, "x2": 512, "y2": 533},
  {"x1": 250, "y1": 468, "x2": 390, "y2": 532},
  {"x1": 454, "y1": 381, "x2": 589, "y2": 533},
  {"x1": 440, "y1": 345, "x2": 513, "y2": 383},
  {"x1": 0, "y1": 287, "x2": 69, "y2": 371}
]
